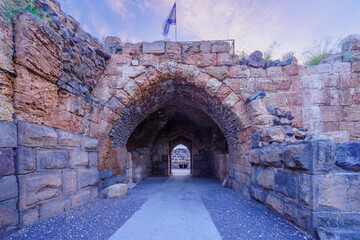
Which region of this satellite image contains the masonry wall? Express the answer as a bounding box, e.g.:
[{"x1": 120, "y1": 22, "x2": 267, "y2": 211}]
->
[
  {"x1": 0, "y1": 120, "x2": 99, "y2": 236},
  {"x1": 249, "y1": 139, "x2": 360, "y2": 237}
]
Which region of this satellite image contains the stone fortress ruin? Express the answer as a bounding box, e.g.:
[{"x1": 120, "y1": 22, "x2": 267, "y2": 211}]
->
[{"x1": 0, "y1": 0, "x2": 359, "y2": 239}]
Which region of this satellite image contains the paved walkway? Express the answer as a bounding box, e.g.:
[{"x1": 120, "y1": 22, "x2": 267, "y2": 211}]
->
[{"x1": 109, "y1": 175, "x2": 221, "y2": 240}]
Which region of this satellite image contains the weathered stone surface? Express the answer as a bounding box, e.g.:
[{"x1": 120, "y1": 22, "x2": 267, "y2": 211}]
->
[
  {"x1": 0, "y1": 175, "x2": 18, "y2": 201},
  {"x1": 318, "y1": 131, "x2": 350, "y2": 144},
  {"x1": 274, "y1": 170, "x2": 298, "y2": 199},
  {"x1": 82, "y1": 136, "x2": 99, "y2": 151},
  {"x1": 19, "y1": 207, "x2": 39, "y2": 227},
  {"x1": 0, "y1": 121, "x2": 17, "y2": 148},
  {"x1": 99, "y1": 169, "x2": 113, "y2": 179},
  {"x1": 69, "y1": 149, "x2": 88, "y2": 168},
  {"x1": 266, "y1": 193, "x2": 284, "y2": 214},
  {"x1": 37, "y1": 149, "x2": 69, "y2": 169},
  {"x1": 204, "y1": 66, "x2": 229, "y2": 80},
  {"x1": 245, "y1": 91, "x2": 266, "y2": 105},
  {"x1": 88, "y1": 152, "x2": 98, "y2": 168},
  {"x1": 246, "y1": 97, "x2": 268, "y2": 119},
  {"x1": 336, "y1": 141, "x2": 360, "y2": 171},
  {"x1": 248, "y1": 51, "x2": 265, "y2": 68},
  {"x1": 15, "y1": 147, "x2": 36, "y2": 174},
  {"x1": 78, "y1": 169, "x2": 99, "y2": 189},
  {"x1": 250, "y1": 185, "x2": 266, "y2": 202},
  {"x1": 39, "y1": 198, "x2": 70, "y2": 220},
  {"x1": 252, "y1": 166, "x2": 275, "y2": 190},
  {"x1": 18, "y1": 172, "x2": 62, "y2": 211},
  {"x1": 260, "y1": 126, "x2": 285, "y2": 143},
  {"x1": 0, "y1": 148, "x2": 14, "y2": 176},
  {"x1": 0, "y1": 199, "x2": 19, "y2": 231},
  {"x1": 143, "y1": 41, "x2": 165, "y2": 54},
  {"x1": 106, "y1": 183, "x2": 128, "y2": 198},
  {"x1": 317, "y1": 226, "x2": 360, "y2": 240},
  {"x1": 15, "y1": 13, "x2": 62, "y2": 83},
  {"x1": 0, "y1": 23, "x2": 14, "y2": 73},
  {"x1": 57, "y1": 129, "x2": 82, "y2": 148},
  {"x1": 205, "y1": 78, "x2": 222, "y2": 96},
  {"x1": 62, "y1": 170, "x2": 77, "y2": 194},
  {"x1": 229, "y1": 65, "x2": 250, "y2": 78},
  {"x1": 283, "y1": 140, "x2": 336, "y2": 172},
  {"x1": 71, "y1": 190, "x2": 91, "y2": 207},
  {"x1": 18, "y1": 121, "x2": 57, "y2": 147},
  {"x1": 211, "y1": 41, "x2": 230, "y2": 53}
]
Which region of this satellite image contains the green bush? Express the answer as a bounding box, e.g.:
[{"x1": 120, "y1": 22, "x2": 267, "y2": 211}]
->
[
  {"x1": 305, "y1": 53, "x2": 331, "y2": 66},
  {"x1": 0, "y1": 0, "x2": 43, "y2": 24},
  {"x1": 303, "y1": 37, "x2": 336, "y2": 66}
]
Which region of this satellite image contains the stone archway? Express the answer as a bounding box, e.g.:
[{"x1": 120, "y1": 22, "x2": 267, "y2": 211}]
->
[{"x1": 92, "y1": 41, "x2": 253, "y2": 196}]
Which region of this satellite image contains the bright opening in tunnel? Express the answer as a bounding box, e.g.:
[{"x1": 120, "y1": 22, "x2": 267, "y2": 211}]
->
[{"x1": 171, "y1": 144, "x2": 191, "y2": 176}]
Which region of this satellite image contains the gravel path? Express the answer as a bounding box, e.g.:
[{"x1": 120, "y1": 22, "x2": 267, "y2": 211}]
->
[
  {"x1": 194, "y1": 178, "x2": 310, "y2": 240},
  {"x1": 2, "y1": 177, "x2": 167, "y2": 240},
  {"x1": 2, "y1": 176, "x2": 311, "y2": 240}
]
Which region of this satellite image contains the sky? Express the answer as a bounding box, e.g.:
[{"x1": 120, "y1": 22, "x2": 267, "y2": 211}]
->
[{"x1": 58, "y1": 0, "x2": 360, "y2": 61}]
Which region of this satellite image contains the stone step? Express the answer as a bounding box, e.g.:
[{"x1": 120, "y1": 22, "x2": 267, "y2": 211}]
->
[{"x1": 317, "y1": 226, "x2": 360, "y2": 240}]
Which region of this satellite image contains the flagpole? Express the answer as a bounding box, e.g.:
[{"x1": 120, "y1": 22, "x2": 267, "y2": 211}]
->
[{"x1": 175, "y1": 2, "x2": 177, "y2": 42}]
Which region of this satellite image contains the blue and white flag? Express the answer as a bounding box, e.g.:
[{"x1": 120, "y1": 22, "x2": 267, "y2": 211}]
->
[{"x1": 163, "y1": 2, "x2": 176, "y2": 36}]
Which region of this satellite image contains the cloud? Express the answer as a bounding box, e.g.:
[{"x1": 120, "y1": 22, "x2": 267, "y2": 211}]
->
[{"x1": 106, "y1": 0, "x2": 136, "y2": 19}]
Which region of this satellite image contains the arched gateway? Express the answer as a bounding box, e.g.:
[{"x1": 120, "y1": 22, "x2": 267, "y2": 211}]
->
[{"x1": 93, "y1": 41, "x2": 251, "y2": 191}]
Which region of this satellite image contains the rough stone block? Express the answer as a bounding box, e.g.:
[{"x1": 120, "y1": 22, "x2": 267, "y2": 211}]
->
[
  {"x1": 274, "y1": 170, "x2": 299, "y2": 199},
  {"x1": 106, "y1": 183, "x2": 127, "y2": 198},
  {"x1": 19, "y1": 207, "x2": 39, "y2": 227},
  {"x1": 317, "y1": 226, "x2": 360, "y2": 240},
  {"x1": 15, "y1": 13, "x2": 62, "y2": 83},
  {"x1": 211, "y1": 41, "x2": 230, "y2": 53},
  {"x1": 63, "y1": 170, "x2": 77, "y2": 194},
  {"x1": 37, "y1": 149, "x2": 69, "y2": 170},
  {"x1": 250, "y1": 185, "x2": 266, "y2": 203},
  {"x1": 312, "y1": 174, "x2": 356, "y2": 212},
  {"x1": 249, "y1": 149, "x2": 261, "y2": 164},
  {"x1": 266, "y1": 194, "x2": 285, "y2": 215},
  {"x1": 18, "y1": 172, "x2": 62, "y2": 211},
  {"x1": 39, "y1": 198, "x2": 70, "y2": 220},
  {"x1": 339, "y1": 213, "x2": 360, "y2": 226},
  {"x1": 69, "y1": 149, "x2": 88, "y2": 168},
  {"x1": 15, "y1": 147, "x2": 36, "y2": 174},
  {"x1": 56, "y1": 129, "x2": 81, "y2": 148},
  {"x1": 18, "y1": 121, "x2": 57, "y2": 147},
  {"x1": 253, "y1": 166, "x2": 275, "y2": 190},
  {"x1": 0, "y1": 175, "x2": 18, "y2": 201},
  {"x1": 336, "y1": 141, "x2": 360, "y2": 171},
  {"x1": 0, "y1": 121, "x2": 17, "y2": 148},
  {"x1": 205, "y1": 78, "x2": 222, "y2": 96},
  {"x1": 71, "y1": 190, "x2": 91, "y2": 208},
  {"x1": 78, "y1": 169, "x2": 99, "y2": 189},
  {"x1": 115, "y1": 173, "x2": 126, "y2": 183},
  {"x1": 82, "y1": 136, "x2": 98, "y2": 151},
  {"x1": 103, "y1": 176, "x2": 116, "y2": 188},
  {"x1": 99, "y1": 169, "x2": 113, "y2": 179},
  {"x1": 283, "y1": 140, "x2": 336, "y2": 174},
  {"x1": 259, "y1": 146, "x2": 283, "y2": 167},
  {"x1": 88, "y1": 152, "x2": 98, "y2": 168},
  {"x1": 143, "y1": 41, "x2": 165, "y2": 54},
  {"x1": 0, "y1": 199, "x2": 19, "y2": 231},
  {"x1": 0, "y1": 148, "x2": 14, "y2": 176}
]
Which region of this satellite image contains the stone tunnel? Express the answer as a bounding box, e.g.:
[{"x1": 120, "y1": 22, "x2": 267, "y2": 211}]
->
[{"x1": 0, "y1": 1, "x2": 360, "y2": 239}]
